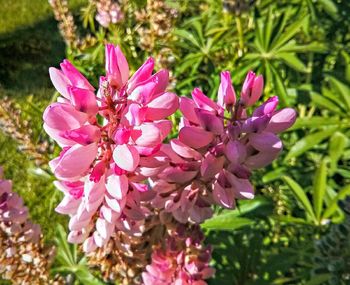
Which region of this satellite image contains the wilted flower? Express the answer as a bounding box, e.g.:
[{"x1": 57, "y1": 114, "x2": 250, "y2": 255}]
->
[
  {"x1": 95, "y1": 0, "x2": 124, "y2": 28},
  {"x1": 0, "y1": 167, "x2": 60, "y2": 284},
  {"x1": 43, "y1": 44, "x2": 179, "y2": 251},
  {"x1": 152, "y1": 71, "x2": 296, "y2": 223},
  {"x1": 142, "y1": 225, "x2": 214, "y2": 285}
]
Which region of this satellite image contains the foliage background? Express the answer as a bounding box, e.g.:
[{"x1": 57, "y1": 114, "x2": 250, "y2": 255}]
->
[{"x1": 1, "y1": 0, "x2": 350, "y2": 284}]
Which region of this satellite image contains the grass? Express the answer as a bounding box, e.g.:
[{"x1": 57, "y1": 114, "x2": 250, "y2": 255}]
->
[{"x1": 0, "y1": 0, "x2": 85, "y2": 239}]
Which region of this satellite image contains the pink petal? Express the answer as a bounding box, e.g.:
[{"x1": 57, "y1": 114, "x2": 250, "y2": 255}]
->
[
  {"x1": 179, "y1": 126, "x2": 214, "y2": 149},
  {"x1": 123, "y1": 103, "x2": 148, "y2": 126},
  {"x1": 218, "y1": 71, "x2": 236, "y2": 108},
  {"x1": 253, "y1": 96, "x2": 278, "y2": 117},
  {"x1": 60, "y1": 59, "x2": 95, "y2": 91},
  {"x1": 113, "y1": 144, "x2": 140, "y2": 171},
  {"x1": 96, "y1": 217, "x2": 114, "y2": 239},
  {"x1": 128, "y1": 57, "x2": 155, "y2": 93},
  {"x1": 62, "y1": 125, "x2": 101, "y2": 145},
  {"x1": 192, "y1": 88, "x2": 219, "y2": 112},
  {"x1": 153, "y1": 120, "x2": 172, "y2": 140},
  {"x1": 131, "y1": 123, "x2": 162, "y2": 147},
  {"x1": 43, "y1": 103, "x2": 88, "y2": 131},
  {"x1": 115, "y1": 45, "x2": 129, "y2": 85},
  {"x1": 51, "y1": 143, "x2": 98, "y2": 180},
  {"x1": 83, "y1": 236, "x2": 97, "y2": 252},
  {"x1": 49, "y1": 67, "x2": 70, "y2": 99},
  {"x1": 145, "y1": 92, "x2": 179, "y2": 120},
  {"x1": 179, "y1": 97, "x2": 200, "y2": 124},
  {"x1": 225, "y1": 171, "x2": 254, "y2": 199},
  {"x1": 265, "y1": 108, "x2": 297, "y2": 133},
  {"x1": 170, "y1": 139, "x2": 202, "y2": 160},
  {"x1": 195, "y1": 109, "x2": 224, "y2": 135},
  {"x1": 68, "y1": 86, "x2": 98, "y2": 115},
  {"x1": 213, "y1": 182, "x2": 235, "y2": 208},
  {"x1": 200, "y1": 154, "x2": 225, "y2": 180}
]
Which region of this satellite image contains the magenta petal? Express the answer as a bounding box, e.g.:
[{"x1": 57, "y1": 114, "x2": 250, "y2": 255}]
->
[
  {"x1": 153, "y1": 120, "x2": 172, "y2": 140},
  {"x1": 124, "y1": 103, "x2": 147, "y2": 126},
  {"x1": 225, "y1": 140, "x2": 246, "y2": 164},
  {"x1": 200, "y1": 154, "x2": 225, "y2": 180},
  {"x1": 265, "y1": 108, "x2": 297, "y2": 133},
  {"x1": 128, "y1": 79, "x2": 157, "y2": 104},
  {"x1": 253, "y1": 96, "x2": 278, "y2": 117},
  {"x1": 60, "y1": 59, "x2": 95, "y2": 91},
  {"x1": 249, "y1": 132, "x2": 282, "y2": 152},
  {"x1": 63, "y1": 125, "x2": 101, "y2": 145},
  {"x1": 179, "y1": 97, "x2": 200, "y2": 124},
  {"x1": 115, "y1": 45, "x2": 129, "y2": 85},
  {"x1": 218, "y1": 71, "x2": 236, "y2": 108},
  {"x1": 170, "y1": 139, "x2": 202, "y2": 160},
  {"x1": 52, "y1": 143, "x2": 98, "y2": 180},
  {"x1": 43, "y1": 103, "x2": 88, "y2": 131},
  {"x1": 213, "y1": 182, "x2": 235, "y2": 208},
  {"x1": 251, "y1": 75, "x2": 264, "y2": 105},
  {"x1": 151, "y1": 69, "x2": 169, "y2": 96},
  {"x1": 106, "y1": 174, "x2": 129, "y2": 200},
  {"x1": 192, "y1": 88, "x2": 219, "y2": 112},
  {"x1": 49, "y1": 67, "x2": 70, "y2": 99},
  {"x1": 128, "y1": 57, "x2": 155, "y2": 93},
  {"x1": 225, "y1": 172, "x2": 254, "y2": 199},
  {"x1": 179, "y1": 126, "x2": 214, "y2": 149},
  {"x1": 68, "y1": 86, "x2": 98, "y2": 115},
  {"x1": 113, "y1": 144, "x2": 140, "y2": 172},
  {"x1": 195, "y1": 109, "x2": 224, "y2": 135},
  {"x1": 145, "y1": 92, "x2": 179, "y2": 120},
  {"x1": 158, "y1": 166, "x2": 198, "y2": 184}
]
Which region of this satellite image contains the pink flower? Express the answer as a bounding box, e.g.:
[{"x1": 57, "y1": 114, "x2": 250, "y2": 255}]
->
[
  {"x1": 152, "y1": 71, "x2": 296, "y2": 223},
  {"x1": 44, "y1": 44, "x2": 178, "y2": 250},
  {"x1": 142, "y1": 225, "x2": 214, "y2": 285}
]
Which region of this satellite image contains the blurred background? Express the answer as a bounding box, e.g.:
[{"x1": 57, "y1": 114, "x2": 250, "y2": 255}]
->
[{"x1": 1, "y1": 0, "x2": 350, "y2": 284}]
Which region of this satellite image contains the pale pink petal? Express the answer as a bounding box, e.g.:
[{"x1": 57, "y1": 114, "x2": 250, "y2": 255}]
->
[
  {"x1": 131, "y1": 123, "x2": 161, "y2": 147},
  {"x1": 145, "y1": 92, "x2": 179, "y2": 120},
  {"x1": 113, "y1": 144, "x2": 140, "y2": 171},
  {"x1": 106, "y1": 174, "x2": 129, "y2": 200}
]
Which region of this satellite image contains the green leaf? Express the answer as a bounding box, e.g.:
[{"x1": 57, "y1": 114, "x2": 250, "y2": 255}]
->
[
  {"x1": 270, "y1": 64, "x2": 288, "y2": 106},
  {"x1": 271, "y1": 15, "x2": 309, "y2": 51},
  {"x1": 285, "y1": 127, "x2": 337, "y2": 160},
  {"x1": 304, "y1": 274, "x2": 331, "y2": 285},
  {"x1": 310, "y1": 92, "x2": 343, "y2": 115},
  {"x1": 313, "y1": 159, "x2": 328, "y2": 221},
  {"x1": 322, "y1": 185, "x2": 350, "y2": 219},
  {"x1": 329, "y1": 132, "x2": 348, "y2": 172},
  {"x1": 318, "y1": 0, "x2": 338, "y2": 19},
  {"x1": 262, "y1": 167, "x2": 286, "y2": 183},
  {"x1": 282, "y1": 176, "x2": 316, "y2": 221},
  {"x1": 201, "y1": 213, "x2": 253, "y2": 231},
  {"x1": 276, "y1": 52, "x2": 308, "y2": 72},
  {"x1": 290, "y1": 116, "x2": 340, "y2": 130},
  {"x1": 328, "y1": 76, "x2": 350, "y2": 111}
]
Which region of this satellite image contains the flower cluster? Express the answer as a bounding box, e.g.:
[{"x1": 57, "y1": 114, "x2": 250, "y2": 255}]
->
[
  {"x1": 142, "y1": 225, "x2": 214, "y2": 285},
  {"x1": 151, "y1": 71, "x2": 296, "y2": 223},
  {"x1": 0, "y1": 168, "x2": 59, "y2": 284},
  {"x1": 95, "y1": 0, "x2": 124, "y2": 28},
  {"x1": 43, "y1": 44, "x2": 179, "y2": 252},
  {"x1": 44, "y1": 42, "x2": 296, "y2": 283}
]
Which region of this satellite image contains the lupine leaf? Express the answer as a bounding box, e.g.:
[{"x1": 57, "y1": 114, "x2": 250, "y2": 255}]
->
[{"x1": 313, "y1": 159, "x2": 328, "y2": 220}]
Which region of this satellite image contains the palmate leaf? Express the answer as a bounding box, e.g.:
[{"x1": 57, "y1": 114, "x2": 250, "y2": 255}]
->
[
  {"x1": 328, "y1": 76, "x2": 350, "y2": 111},
  {"x1": 322, "y1": 185, "x2": 350, "y2": 219},
  {"x1": 310, "y1": 92, "x2": 344, "y2": 115},
  {"x1": 201, "y1": 214, "x2": 254, "y2": 230},
  {"x1": 290, "y1": 116, "x2": 340, "y2": 130},
  {"x1": 328, "y1": 132, "x2": 348, "y2": 172},
  {"x1": 276, "y1": 52, "x2": 308, "y2": 72}
]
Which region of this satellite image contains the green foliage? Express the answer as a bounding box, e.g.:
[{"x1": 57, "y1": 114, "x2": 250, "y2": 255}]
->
[{"x1": 1, "y1": 0, "x2": 350, "y2": 284}]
